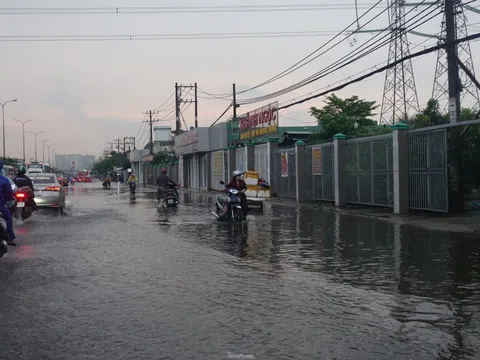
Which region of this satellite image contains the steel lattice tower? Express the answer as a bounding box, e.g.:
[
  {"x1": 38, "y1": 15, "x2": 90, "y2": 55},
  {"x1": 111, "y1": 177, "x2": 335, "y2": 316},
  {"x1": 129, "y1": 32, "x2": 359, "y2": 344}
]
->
[
  {"x1": 432, "y1": 0, "x2": 480, "y2": 113},
  {"x1": 380, "y1": 0, "x2": 420, "y2": 124}
]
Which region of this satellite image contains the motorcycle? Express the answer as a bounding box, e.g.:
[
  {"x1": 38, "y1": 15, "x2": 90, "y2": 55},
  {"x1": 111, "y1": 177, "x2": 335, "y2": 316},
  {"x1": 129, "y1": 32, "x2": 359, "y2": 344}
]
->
[
  {"x1": 212, "y1": 181, "x2": 244, "y2": 222},
  {"x1": 158, "y1": 181, "x2": 180, "y2": 208},
  {"x1": 129, "y1": 182, "x2": 136, "y2": 195},
  {"x1": 102, "y1": 180, "x2": 111, "y2": 189},
  {"x1": 0, "y1": 214, "x2": 8, "y2": 258},
  {"x1": 13, "y1": 186, "x2": 33, "y2": 221}
]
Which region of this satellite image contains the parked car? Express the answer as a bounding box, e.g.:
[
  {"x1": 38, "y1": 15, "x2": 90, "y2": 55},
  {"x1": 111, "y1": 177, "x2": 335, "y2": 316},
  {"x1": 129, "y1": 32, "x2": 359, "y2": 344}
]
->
[{"x1": 29, "y1": 173, "x2": 66, "y2": 213}]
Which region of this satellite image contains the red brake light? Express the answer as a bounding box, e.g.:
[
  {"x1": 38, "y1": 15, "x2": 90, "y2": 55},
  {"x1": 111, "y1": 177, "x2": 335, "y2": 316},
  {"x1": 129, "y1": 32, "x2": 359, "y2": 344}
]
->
[
  {"x1": 15, "y1": 193, "x2": 25, "y2": 198},
  {"x1": 45, "y1": 186, "x2": 60, "y2": 192}
]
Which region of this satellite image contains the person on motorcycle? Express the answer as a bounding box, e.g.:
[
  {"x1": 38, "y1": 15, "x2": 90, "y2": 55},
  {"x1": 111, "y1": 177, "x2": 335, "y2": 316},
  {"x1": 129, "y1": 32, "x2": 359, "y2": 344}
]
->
[
  {"x1": 13, "y1": 166, "x2": 38, "y2": 211},
  {"x1": 156, "y1": 168, "x2": 178, "y2": 200},
  {"x1": 0, "y1": 161, "x2": 16, "y2": 245},
  {"x1": 102, "y1": 174, "x2": 112, "y2": 188},
  {"x1": 127, "y1": 172, "x2": 137, "y2": 191},
  {"x1": 223, "y1": 170, "x2": 248, "y2": 219}
]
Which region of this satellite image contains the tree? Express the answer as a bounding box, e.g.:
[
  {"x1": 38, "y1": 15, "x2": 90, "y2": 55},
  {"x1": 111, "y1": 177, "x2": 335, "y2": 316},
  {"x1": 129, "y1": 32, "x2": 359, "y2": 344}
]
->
[
  {"x1": 151, "y1": 151, "x2": 177, "y2": 166},
  {"x1": 92, "y1": 152, "x2": 131, "y2": 175},
  {"x1": 309, "y1": 94, "x2": 387, "y2": 140}
]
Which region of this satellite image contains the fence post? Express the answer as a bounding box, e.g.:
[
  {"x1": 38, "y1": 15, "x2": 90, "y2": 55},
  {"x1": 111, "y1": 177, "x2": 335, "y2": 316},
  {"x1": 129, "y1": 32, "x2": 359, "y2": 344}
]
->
[
  {"x1": 267, "y1": 137, "x2": 278, "y2": 190},
  {"x1": 228, "y1": 146, "x2": 236, "y2": 178},
  {"x1": 246, "y1": 141, "x2": 255, "y2": 171},
  {"x1": 333, "y1": 133, "x2": 347, "y2": 207},
  {"x1": 391, "y1": 122, "x2": 409, "y2": 214},
  {"x1": 295, "y1": 140, "x2": 308, "y2": 202}
]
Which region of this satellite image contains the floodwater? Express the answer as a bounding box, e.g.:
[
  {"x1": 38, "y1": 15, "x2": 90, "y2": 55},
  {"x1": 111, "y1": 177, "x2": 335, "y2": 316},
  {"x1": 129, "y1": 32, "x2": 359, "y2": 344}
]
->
[{"x1": 1, "y1": 183, "x2": 480, "y2": 360}]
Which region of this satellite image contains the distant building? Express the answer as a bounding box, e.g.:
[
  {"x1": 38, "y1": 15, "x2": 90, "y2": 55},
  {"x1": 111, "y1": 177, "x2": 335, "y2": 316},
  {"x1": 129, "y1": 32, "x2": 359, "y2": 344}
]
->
[{"x1": 55, "y1": 154, "x2": 96, "y2": 172}]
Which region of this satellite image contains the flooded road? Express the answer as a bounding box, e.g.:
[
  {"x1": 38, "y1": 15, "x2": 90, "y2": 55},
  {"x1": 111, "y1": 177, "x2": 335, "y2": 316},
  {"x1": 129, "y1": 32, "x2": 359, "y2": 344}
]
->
[{"x1": 1, "y1": 183, "x2": 480, "y2": 360}]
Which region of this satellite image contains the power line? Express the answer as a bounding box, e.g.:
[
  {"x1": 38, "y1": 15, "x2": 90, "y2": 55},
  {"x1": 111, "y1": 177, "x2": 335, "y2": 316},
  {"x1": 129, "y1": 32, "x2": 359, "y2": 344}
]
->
[
  {"x1": 153, "y1": 91, "x2": 175, "y2": 111},
  {"x1": 0, "y1": 4, "x2": 390, "y2": 15},
  {"x1": 236, "y1": 2, "x2": 440, "y2": 105},
  {"x1": 279, "y1": 31, "x2": 480, "y2": 110},
  {"x1": 0, "y1": 30, "x2": 348, "y2": 42},
  {"x1": 201, "y1": 0, "x2": 389, "y2": 99}
]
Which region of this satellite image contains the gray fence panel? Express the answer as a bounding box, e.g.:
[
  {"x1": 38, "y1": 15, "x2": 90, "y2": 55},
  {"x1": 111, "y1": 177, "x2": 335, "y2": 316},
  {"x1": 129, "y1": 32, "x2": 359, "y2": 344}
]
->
[
  {"x1": 272, "y1": 148, "x2": 296, "y2": 198},
  {"x1": 408, "y1": 129, "x2": 448, "y2": 212},
  {"x1": 346, "y1": 135, "x2": 393, "y2": 207},
  {"x1": 307, "y1": 143, "x2": 335, "y2": 201}
]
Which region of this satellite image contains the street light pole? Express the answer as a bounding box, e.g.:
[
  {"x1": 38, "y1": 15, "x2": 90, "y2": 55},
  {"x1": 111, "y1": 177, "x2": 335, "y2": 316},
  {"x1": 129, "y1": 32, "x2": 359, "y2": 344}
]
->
[
  {"x1": 39, "y1": 138, "x2": 49, "y2": 163},
  {"x1": 29, "y1": 131, "x2": 44, "y2": 162},
  {"x1": 1, "y1": 99, "x2": 18, "y2": 158},
  {"x1": 13, "y1": 118, "x2": 33, "y2": 164}
]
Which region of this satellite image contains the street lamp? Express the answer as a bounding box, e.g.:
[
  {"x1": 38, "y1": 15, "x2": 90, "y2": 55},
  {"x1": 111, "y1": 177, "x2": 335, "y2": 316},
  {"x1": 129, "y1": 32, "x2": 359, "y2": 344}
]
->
[
  {"x1": 46, "y1": 144, "x2": 54, "y2": 164},
  {"x1": 28, "y1": 130, "x2": 44, "y2": 162},
  {"x1": 13, "y1": 118, "x2": 33, "y2": 164},
  {"x1": 1, "y1": 98, "x2": 18, "y2": 158},
  {"x1": 38, "y1": 138, "x2": 49, "y2": 163}
]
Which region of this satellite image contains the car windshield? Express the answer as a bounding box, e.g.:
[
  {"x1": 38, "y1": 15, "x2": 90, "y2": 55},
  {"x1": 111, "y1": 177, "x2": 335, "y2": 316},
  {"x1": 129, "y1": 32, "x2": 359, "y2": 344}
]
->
[{"x1": 31, "y1": 176, "x2": 56, "y2": 184}]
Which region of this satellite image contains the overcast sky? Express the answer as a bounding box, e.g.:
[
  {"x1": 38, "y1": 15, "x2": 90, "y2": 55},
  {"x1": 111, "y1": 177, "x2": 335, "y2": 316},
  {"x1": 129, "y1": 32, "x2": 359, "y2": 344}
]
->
[{"x1": 0, "y1": 0, "x2": 479, "y2": 158}]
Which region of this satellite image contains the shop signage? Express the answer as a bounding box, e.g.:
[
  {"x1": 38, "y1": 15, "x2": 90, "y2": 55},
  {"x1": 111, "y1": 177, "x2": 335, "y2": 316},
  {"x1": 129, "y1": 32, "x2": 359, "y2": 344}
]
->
[
  {"x1": 281, "y1": 152, "x2": 288, "y2": 177},
  {"x1": 312, "y1": 147, "x2": 323, "y2": 175},
  {"x1": 143, "y1": 154, "x2": 153, "y2": 162},
  {"x1": 238, "y1": 102, "x2": 278, "y2": 141}
]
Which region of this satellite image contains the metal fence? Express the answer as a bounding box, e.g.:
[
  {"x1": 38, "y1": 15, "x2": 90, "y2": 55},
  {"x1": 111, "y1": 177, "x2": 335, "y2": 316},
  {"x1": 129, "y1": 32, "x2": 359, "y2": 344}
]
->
[
  {"x1": 345, "y1": 134, "x2": 394, "y2": 207},
  {"x1": 272, "y1": 148, "x2": 296, "y2": 198},
  {"x1": 306, "y1": 143, "x2": 335, "y2": 201},
  {"x1": 408, "y1": 128, "x2": 448, "y2": 212}
]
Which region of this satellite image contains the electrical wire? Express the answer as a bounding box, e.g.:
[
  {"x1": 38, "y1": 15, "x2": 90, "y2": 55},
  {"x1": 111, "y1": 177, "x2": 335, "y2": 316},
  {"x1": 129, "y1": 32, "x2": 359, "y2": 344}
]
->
[
  {"x1": 236, "y1": 1, "x2": 440, "y2": 105},
  {"x1": 279, "y1": 31, "x2": 480, "y2": 110},
  {"x1": 0, "y1": 30, "x2": 347, "y2": 42},
  {"x1": 201, "y1": 0, "x2": 389, "y2": 99},
  {"x1": 0, "y1": 4, "x2": 389, "y2": 15},
  {"x1": 153, "y1": 91, "x2": 175, "y2": 111}
]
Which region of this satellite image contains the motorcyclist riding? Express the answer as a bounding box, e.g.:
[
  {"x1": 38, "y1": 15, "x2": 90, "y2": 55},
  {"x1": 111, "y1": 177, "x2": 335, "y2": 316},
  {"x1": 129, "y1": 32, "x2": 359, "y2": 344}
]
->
[
  {"x1": 13, "y1": 165, "x2": 38, "y2": 211},
  {"x1": 0, "y1": 161, "x2": 16, "y2": 245},
  {"x1": 127, "y1": 172, "x2": 137, "y2": 191},
  {"x1": 156, "y1": 168, "x2": 178, "y2": 200},
  {"x1": 223, "y1": 170, "x2": 248, "y2": 219},
  {"x1": 102, "y1": 174, "x2": 112, "y2": 188}
]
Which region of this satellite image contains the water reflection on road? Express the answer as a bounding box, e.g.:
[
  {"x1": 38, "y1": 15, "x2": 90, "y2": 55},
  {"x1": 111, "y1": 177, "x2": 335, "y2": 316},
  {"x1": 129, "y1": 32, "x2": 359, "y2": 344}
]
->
[{"x1": 1, "y1": 184, "x2": 479, "y2": 360}]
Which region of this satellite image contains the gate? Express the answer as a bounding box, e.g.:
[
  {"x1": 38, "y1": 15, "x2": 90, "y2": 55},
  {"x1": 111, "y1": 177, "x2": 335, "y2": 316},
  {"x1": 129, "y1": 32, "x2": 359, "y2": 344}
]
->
[
  {"x1": 211, "y1": 150, "x2": 224, "y2": 189},
  {"x1": 408, "y1": 129, "x2": 448, "y2": 212},
  {"x1": 345, "y1": 134, "x2": 394, "y2": 206},
  {"x1": 254, "y1": 143, "x2": 270, "y2": 183},
  {"x1": 308, "y1": 143, "x2": 335, "y2": 201},
  {"x1": 272, "y1": 148, "x2": 296, "y2": 198}
]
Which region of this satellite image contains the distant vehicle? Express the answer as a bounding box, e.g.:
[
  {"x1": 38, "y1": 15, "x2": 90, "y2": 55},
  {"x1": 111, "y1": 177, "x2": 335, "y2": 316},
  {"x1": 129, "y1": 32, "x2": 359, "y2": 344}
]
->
[
  {"x1": 27, "y1": 162, "x2": 53, "y2": 174},
  {"x1": 77, "y1": 170, "x2": 92, "y2": 183},
  {"x1": 29, "y1": 173, "x2": 66, "y2": 213}
]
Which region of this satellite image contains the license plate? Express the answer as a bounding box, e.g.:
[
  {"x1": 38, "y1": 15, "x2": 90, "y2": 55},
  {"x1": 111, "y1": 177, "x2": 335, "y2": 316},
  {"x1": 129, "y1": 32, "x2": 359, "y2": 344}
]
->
[
  {"x1": 35, "y1": 191, "x2": 42, "y2": 196},
  {"x1": 17, "y1": 202, "x2": 25, "y2": 208},
  {"x1": 168, "y1": 199, "x2": 173, "y2": 204}
]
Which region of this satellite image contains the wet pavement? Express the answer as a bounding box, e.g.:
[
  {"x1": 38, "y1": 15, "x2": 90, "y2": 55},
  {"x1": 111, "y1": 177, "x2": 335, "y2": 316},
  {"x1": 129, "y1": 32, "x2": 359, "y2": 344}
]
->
[{"x1": 1, "y1": 182, "x2": 480, "y2": 360}]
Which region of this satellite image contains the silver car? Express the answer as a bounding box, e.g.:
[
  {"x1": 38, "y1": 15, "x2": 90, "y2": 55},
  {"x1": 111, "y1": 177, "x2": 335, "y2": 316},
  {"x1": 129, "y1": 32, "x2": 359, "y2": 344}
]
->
[{"x1": 29, "y1": 173, "x2": 66, "y2": 212}]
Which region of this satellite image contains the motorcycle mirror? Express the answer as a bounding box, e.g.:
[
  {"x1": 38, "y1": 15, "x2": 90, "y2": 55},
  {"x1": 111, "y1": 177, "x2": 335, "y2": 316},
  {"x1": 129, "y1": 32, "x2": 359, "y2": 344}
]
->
[{"x1": 219, "y1": 181, "x2": 225, "y2": 185}]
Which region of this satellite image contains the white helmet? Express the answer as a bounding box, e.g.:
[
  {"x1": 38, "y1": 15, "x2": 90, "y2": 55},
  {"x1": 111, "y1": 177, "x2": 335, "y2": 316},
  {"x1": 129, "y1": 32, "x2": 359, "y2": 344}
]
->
[{"x1": 232, "y1": 170, "x2": 243, "y2": 177}]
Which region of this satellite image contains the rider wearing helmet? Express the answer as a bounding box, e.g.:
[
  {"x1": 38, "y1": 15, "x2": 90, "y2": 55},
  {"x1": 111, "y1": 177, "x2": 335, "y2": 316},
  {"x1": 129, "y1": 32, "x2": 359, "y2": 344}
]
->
[
  {"x1": 224, "y1": 170, "x2": 248, "y2": 219},
  {"x1": 156, "y1": 168, "x2": 178, "y2": 200},
  {"x1": 13, "y1": 165, "x2": 37, "y2": 211}
]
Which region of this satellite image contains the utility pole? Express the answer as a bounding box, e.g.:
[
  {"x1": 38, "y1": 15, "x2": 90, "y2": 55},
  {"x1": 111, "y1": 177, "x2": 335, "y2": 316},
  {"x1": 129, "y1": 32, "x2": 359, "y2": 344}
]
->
[
  {"x1": 175, "y1": 83, "x2": 198, "y2": 132},
  {"x1": 13, "y1": 118, "x2": 33, "y2": 164},
  {"x1": 194, "y1": 82, "x2": 198, "y2": 128},
  {"x1": 445, "y1": 0, "x2": 461, "y2": 123},
  {"x1": 29, "y1": 131, "x2": 43, "y2": 162},
  {"x1": 123, "y1": 137, "x2": 127, "y2": 153},
  {"x1": 113, "y1": 138, "x2": 121, "y2": 152},
  {"x1": 233, "y1": 83, "x2": 237, "y2": 120},
  {"x1": 175, "y1": 82, "x2": 180, "y2": 135},
  {"x1": 143, "y1": 110, "x2": 159, "y2": 155}
]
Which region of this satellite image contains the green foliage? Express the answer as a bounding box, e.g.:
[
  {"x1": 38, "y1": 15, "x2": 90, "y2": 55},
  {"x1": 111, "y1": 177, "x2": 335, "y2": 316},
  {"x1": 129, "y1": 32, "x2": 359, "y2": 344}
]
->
[
  {"x1": 151, "y1": 151, "x2": 177, "y2": 166},
  {"x1": 309, "y1": 94, "x2": 389, "y2": 140},
  {"x1": 92, "y1": 152, "x2": 131, "y2": 175},
  {"x1": 0, "y1": 157, "x2": 21, "y2": 167}
]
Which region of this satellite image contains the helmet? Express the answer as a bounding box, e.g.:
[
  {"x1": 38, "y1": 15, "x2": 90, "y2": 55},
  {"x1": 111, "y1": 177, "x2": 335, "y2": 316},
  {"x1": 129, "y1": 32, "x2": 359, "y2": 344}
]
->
[
  {"x1": 232, "y1": 170, "x2": 243, "y2": 177},
  {"x1": 18, "y1": 165, "x2": 26, "y2": 173},
  {"x1": 161, "y1": 168, "x2": 167, "y2": 174}
]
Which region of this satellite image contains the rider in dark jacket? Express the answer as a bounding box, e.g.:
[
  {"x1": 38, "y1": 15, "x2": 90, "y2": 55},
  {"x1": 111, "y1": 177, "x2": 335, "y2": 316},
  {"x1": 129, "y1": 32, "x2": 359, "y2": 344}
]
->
[
  {"x1": 224, "y1": 170, "x2": 248, "y2": 219},
  {"x1": 0, "y1": 161, "x2": 16, "y2": 244},
  {"x1": 13, "y1": 166, "x2": 37, "y2": 211},
  {"x1": 156, "y1": 168, "x2": 178, "y2": 199}
]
